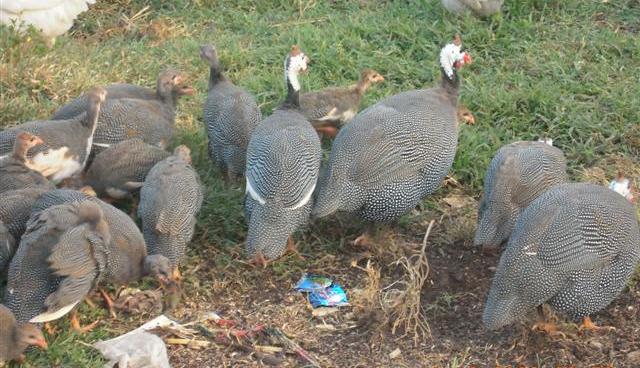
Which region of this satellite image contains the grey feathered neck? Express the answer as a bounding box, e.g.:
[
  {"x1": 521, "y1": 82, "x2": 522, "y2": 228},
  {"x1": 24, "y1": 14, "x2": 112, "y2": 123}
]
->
[
  {"x1": 440, "y1": 67, "x2": 460, "y2": 105},
  {"x1": 282, "y1": 79, "x2": 300, "y2": 108}
]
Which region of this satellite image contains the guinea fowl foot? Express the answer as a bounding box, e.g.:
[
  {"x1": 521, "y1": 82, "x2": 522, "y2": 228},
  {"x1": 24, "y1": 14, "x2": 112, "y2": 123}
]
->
[
  {"x1": 70, "y1": 310, "x2": 100, "y2": 333},
  {"x1": 99, "y1": 289, "x2": 118, "y2": 319},
  {"x1": 531, "y1": 322, "x2": 566, "y2": 338},
  {"x1": 352, "y1": 233, "x2": 372, "y2": 247},
  {"x1": 44, "y1": 322, "x2": 57, "y2": 335},
  {"x1": 579, "y1": 316, "x2": 615, "y2": 332},
  {"x1": 250, "y1": 251, "x2": 271, "y2": 268},
  {"x1": 171, "y1": 267, "x2": 182, "y2": 281},
  {"x1": 315, "y1": 126, "x2": 339, "y2": 139}
]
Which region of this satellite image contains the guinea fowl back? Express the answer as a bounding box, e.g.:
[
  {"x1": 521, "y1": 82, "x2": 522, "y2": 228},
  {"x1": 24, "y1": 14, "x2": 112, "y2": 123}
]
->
[
  {"x1": 474, "y1": 141, "x2": 569, "y2": 248},
  {"x1": 483, "y1": 183, "x2": 640, "y2": 330},
  {"x1": 53, "y1": 83, "x2": 157, "y2": 120}
]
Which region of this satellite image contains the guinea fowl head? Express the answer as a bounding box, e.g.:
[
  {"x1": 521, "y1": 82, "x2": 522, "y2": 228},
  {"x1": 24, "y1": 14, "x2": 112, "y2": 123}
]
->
[
  {"x1": 16, "y1": 323, "x2": 48, "y2": 350},
  {"x1": 457, "y1": 106, "x2": 475, "y2": 125},
  {"x1": 199, "y1": 44, "x2": 218, "y2": 66},
  {"x1": 283, "y1": 45, "x2": 310, "y2": 107},
  {"x1": 356, "y1": 69, "x2": 385, "y2": 94},
  {"x1": 173, "y1": 144, "x2": 192, "y2": 164},
  {"x1": 12, "y1": 131, "x2": 44, "y2": 161},
  {"x1": 143, "y1": 254, "x2": 172, "y2": 283},
  {"x1": 157, "y1": 69, "x2": 195, "y2": 106},
  {"x1": 439, "y1": 34, "x2": 472, "y2": 83}
]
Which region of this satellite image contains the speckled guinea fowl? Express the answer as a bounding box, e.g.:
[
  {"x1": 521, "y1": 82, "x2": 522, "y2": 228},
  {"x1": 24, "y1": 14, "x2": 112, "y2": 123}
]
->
[
  {"x1": 483, "y1": 183, "x2": 640, "y2": 331},
  {"x1": 200, "y1": 44, "x2": 262, "y2": 182},
  {"x1": 0, "y1": 131, "x2": 54, "y2": 194},
  {"x1": 0, "y1": 87, "x2": 106, "y2": 182},
  {"x1": 300, "y1": 68, "x2": 384, "y2": 137},
  {"x1": 85, "y1": 138, "x2": 170, "y2": 199},
  {"x1": 5, "y1": 201, "x2": 112, "y2": 323},
  {"x1": 313, "y1": 36, "x2": 472, "y2": 225},
  {"x1": 441, "y1": 0, "x2": 503, "y2": 16},
  {"x1": 53, "y1": 80, "x2": 159, "y2": 120},
  {"x1": 8, "y1": 192, "x2": 171, "y2": 324},
  {"x1": 0, "y1": 188, "x2": 47, "y2": 274},
  {"x1": 91, "y1": 69, "x2": 194, "y2": 152},
  {"x1": 138, "y1": 145, "x2": 203, "y2": 274},
  {"x1": 244, "y1": 46, "x2": 321, "y2": 263},
  {"x1": 0, "y1": 304, "x2": 47, "y2": 364},
  {"x1": 474, "y1": 141, "x2": 568, "y2": 249}
]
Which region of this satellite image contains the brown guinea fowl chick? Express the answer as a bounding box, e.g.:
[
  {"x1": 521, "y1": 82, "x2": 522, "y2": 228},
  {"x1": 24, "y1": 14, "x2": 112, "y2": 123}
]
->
[
  {"x1": 85, "y1": 139, "x2": 171, "y2": 199},
  {"x1": 299, "y1": 68, "x2": 385, "y2": 138},
  {"x1": 0, "y1": 304, "x2": 47, "y2": 364},
  {"x1": 0, "y1": 131, "x2": 54, "y2": 195}
]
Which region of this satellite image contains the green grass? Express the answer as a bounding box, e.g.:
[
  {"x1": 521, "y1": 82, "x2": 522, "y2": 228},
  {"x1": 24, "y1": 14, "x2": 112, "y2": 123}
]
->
[{"x1": 1, "y1": 0, "x2": 639, "y2": 366}]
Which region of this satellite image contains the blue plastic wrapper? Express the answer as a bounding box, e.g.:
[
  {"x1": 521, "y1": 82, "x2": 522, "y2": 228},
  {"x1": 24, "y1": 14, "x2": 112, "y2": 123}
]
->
[
  {"x1": 308, "y1": 284, "x2": 349, "y2": 308},
  {"x1": 294, "y1": 273, "x2": 349, "y2": 308},
  {"x1": 294, "y1": 274, "x2": 332, "y2": 292}
]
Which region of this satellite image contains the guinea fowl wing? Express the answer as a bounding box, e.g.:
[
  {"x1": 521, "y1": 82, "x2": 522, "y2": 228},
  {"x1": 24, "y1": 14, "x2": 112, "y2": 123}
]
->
[{"x1": 300, "y1": 88, "x2": 356, "y2": 122}]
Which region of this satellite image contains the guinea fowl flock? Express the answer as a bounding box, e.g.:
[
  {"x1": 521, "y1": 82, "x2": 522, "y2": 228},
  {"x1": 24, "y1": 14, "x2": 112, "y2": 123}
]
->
[{"x1": 0, "y1": 30, "x2": 638, "y2": 364}]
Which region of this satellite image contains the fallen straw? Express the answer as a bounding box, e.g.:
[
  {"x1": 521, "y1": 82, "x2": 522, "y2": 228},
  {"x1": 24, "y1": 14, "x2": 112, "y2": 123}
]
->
[{"x1": 264, "y1": 327, "x2": 322, "y2": 368}]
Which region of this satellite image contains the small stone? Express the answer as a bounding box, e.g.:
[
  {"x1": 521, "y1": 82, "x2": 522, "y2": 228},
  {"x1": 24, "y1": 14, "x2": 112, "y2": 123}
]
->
[
  {"x1": 315, "y1": 324, "x2": 336, "y2": 331},
  {"x1": 312, "y1": 307, "x2": 339, "y2": 317},
  {"x1": 389, "y1": 348, "x2": 401, "y2": 359},
  {"x1": 588, "y1": 340, "x2": 604, "y2": 351}
]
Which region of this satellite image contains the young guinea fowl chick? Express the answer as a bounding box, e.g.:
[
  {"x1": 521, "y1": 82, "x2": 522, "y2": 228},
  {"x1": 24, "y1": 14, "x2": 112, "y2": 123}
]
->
[
  {"x1": 313, "y1": 36, "x2": 472, "y2": 244},
  {"x1": 244, "y1": 46, "x2": 321, "y2": 265},
  {"x1": 138, "y1": 145, "x2": 203, "y2": 278},
  {"x1": 0, "y1": 87, "x2": 106, "y2": 182},
  {"x1": 20, "y1": 189, "x2": 172, "y2": 324},
  {"x1": 91, "y1": 69, "x2": 194, "y2": 153},
  {"x1": 299, "y1": 68, "x2": 385, "y2": 138},
  {"x1": 0, "y1": 304, "x2": 47, "y2": 364},
  {"x1": 0, "y1": 188, "x2": 48, "y2": 275},
  {"x1": 85, "y1": 138, "x2": 170, "y2": 199},
  {"x1": 200, "y1": 44, "x2": 262, "y2": 183},
  {"x1": 483, "y1": 183, "x2": 640, "y2": 332},
  {"x1": 0, "y1": 131, "x2": 54, "y2": 194},
  {"x1": 441, "y1": 0, "x2": 503, "y2": 17},
  {"x1": 474, "y1": 141, "x2": 568, "y2": 250}
]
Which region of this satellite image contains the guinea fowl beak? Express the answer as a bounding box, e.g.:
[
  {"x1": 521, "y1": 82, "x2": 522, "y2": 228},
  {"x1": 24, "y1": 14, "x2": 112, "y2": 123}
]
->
[{"x1": 179, "y1": 85, "x2": 196, "y2": 96}]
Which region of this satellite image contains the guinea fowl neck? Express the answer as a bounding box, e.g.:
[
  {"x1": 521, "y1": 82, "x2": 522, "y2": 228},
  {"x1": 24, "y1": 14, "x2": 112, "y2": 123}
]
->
[
  {"x1": 282, "y1": 72, "x2": 300, "y2": 108},
  {"x1": 208, "y1": 60, "x2": 225, "y2": 89},
  {"x1": 11, "y1": 141, "x2": 28, "y2": 162},
  {"x1": 440, "y1": 67, "x2": 460, "y2": 106},
  {"x1": 85, "y1": 99, "x2": 103, "y2": 131},
  {"x1": 355, "y1": 78, "x2": 372, "y2": 96}
]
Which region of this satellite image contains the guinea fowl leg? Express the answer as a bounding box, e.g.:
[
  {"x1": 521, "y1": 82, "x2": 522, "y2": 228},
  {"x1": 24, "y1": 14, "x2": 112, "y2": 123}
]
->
[
  {"x1": 172, "y1": 267, "x2": 182, "y2": 281},
  {"x1": 99, "y1": 288, "x2": 118, "y2": 319},
  {"x1": 70, "y1": 310, "x2": 99, "y2": 333},
  {"x1": 44, "y1": 322, "x2": 57, "y2": 335},
  {"x1": 579, "y1": 316, "x2": 616, "y2": 332},
  {"x1": 531, "y1": 305, "x2": 566, "y2": 338},
  {"x1": 251, "y1": 251, "x2": 271, "y2": 268},
  {"x1": 285, "y1": 236, "x2": 304, "y2": 260}
]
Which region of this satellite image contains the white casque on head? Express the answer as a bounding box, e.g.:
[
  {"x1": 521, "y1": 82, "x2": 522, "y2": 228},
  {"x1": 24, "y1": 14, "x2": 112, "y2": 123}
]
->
[
  {"x1": 439, "y1": 42, "x2": 468, "y2": 79},
  {"x1": 284, "y1": 48, "x2": 310, "y2": 92}
]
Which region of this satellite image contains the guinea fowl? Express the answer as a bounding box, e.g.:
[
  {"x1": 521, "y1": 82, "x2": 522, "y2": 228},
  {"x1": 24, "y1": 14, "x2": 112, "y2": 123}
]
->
[
  {"x1": 0, "y1": 304, "x2": 47, "y2": 364},
  {"x1": 85, "y1": 138, "x2": 170, "y2": 199},
  {"x1": 441, "y1": 0, "x2": 503, "y2": 17},
  {"x1": 483, "y1": 183, "x2": 640, "y2": 332},
  {"x1": 91, "y1": 69, "x2": 194, "y2": 152},
  {"x1": 0, "y1": 188, "x2": 48, "y2": 274},
  {"x1": 21, "y1": 189, "x2": 172, "y2": 324},
  {"x1": 53, "y1": 74, "x2": 164, "y2": 120},
  {"x1": 0, "y1": 131, "x2": 54, "y2": 194},
  {"x1": 474, "y1": 141, "x2": 568, "y2": 250},
  {"x1": 200, "y1": 44, "x2": 262, "y2": 182},
  {"x1": 313, "y1": 36, "x2": 472, "y2": 245},
  {"x1": 244, "y1": 45, "x2": 321, "y2": 265},
  {"x1": 0, "y1": 87, "x2": 106, "y2": 182},
  {"x1": 300, "y1": 68, "x2": 385, "y2": 138},
  {"x1": 138, "y1": 145, "x2": 203, "y2": 278}
]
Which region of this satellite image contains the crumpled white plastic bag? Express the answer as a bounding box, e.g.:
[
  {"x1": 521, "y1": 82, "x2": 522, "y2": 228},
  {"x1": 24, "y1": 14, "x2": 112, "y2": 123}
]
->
[
  {"x1": 93, "y1": 315, "x2": 177, "y2": 368},
  {"x1": 94, "y1": 331, "x2": 170, "y2": 368}
]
